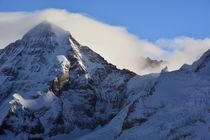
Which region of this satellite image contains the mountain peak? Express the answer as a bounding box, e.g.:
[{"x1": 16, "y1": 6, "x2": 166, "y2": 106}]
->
[{"x1": 22, "y1": 21, "x2": 70, "y2": 42}]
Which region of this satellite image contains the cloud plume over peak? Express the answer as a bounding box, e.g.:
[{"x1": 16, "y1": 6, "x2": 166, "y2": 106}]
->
[{"x1": 0, "y1": 9, "x2": 209, "y2": 75}]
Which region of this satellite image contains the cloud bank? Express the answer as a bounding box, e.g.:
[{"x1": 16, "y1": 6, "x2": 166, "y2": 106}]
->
[{"x1": 0, "y1": 9, "x2": 209, "y2": 75}]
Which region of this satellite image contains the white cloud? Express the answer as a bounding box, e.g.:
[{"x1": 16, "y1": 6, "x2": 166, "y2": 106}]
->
[
  {"x1": 0, "y1": 9, "x2": 209, "y2": 75},
  {"x1": 156, "y1": 37, "x2": 210, "y2": 70}
]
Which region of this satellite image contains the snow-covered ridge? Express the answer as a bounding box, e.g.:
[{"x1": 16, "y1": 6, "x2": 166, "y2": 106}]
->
[{"x1": 181, "y1": 49, "x2": 210, "y2": 75}]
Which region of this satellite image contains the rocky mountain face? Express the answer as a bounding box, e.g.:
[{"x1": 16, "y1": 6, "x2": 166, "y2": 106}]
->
[
  {"x1": 0, "y1": 22, "x2": 210, "y2": 140},
  {"x1": 139, "y1": 56, "x2": 168, "y2": 73},
  {"x1": 0, "y1": 22, "x2": 136, "y2": 139}
]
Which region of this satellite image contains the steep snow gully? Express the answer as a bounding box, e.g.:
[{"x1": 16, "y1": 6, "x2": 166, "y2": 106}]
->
[{"x1": 0, "y1": 21, "x2": 210, "y2": 140}]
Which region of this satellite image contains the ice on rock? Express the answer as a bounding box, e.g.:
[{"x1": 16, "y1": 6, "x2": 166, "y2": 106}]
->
[{"x1": 12, "y1": 91, "x2": 56, "y2": 111}]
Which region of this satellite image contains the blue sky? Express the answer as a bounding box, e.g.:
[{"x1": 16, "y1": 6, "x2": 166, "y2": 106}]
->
[{"x1": 0, "y1": 0, "x2": 210, "y2": 41}]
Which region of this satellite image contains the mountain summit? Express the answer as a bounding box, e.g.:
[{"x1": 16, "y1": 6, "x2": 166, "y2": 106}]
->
[
  {"x1": 0, "y1": 22, "x2": 210, "y2": 140},
  {"x1": 22, "y1": 21, "x2": 70, "y2": 43}
]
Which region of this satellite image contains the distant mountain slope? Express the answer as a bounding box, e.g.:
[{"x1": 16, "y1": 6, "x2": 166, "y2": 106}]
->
[{"x1": 139, "y1": 56, "x2": 168, "y2": 73}]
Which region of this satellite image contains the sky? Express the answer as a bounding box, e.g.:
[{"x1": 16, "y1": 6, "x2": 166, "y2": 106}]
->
[
  {"x1": 0, "y1": 1, "x2": 209, "y2": 74},
  {"x1": 0, "y1": 0, "x2": 210, "y2": 41}
]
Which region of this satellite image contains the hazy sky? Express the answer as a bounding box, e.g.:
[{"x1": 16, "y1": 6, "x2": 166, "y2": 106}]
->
[{"x1": 0, "y1": 0, "x2": 210, "y2": 41}]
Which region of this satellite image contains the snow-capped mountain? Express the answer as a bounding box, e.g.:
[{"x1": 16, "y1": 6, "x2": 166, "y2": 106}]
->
[
  {"x1": 0, "y1": 21, "x2": 135, "y2": 139},
  {"x1": 0, "y1": 22, "x2": 210, "y2": 140}
]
